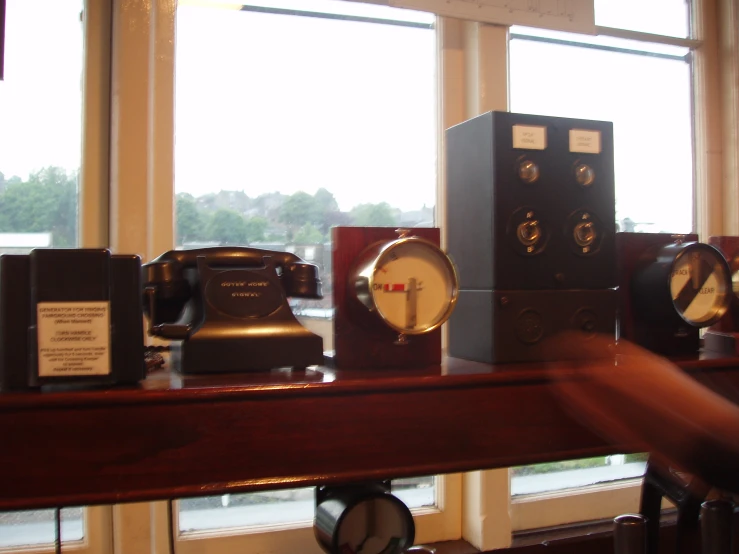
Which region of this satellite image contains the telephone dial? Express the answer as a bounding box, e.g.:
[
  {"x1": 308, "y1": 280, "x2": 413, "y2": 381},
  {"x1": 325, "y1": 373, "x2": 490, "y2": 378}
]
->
[{"x1": 142, "y1": 247, "x2": 324, "y2": 374}]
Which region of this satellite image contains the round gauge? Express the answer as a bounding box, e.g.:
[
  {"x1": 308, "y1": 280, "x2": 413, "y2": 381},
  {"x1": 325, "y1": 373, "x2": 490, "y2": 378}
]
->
[
  {"x1": 352, "y1": 235, "x2": 459, "y2": 336},
  {"x1": 669, "y1": 244, "x2": 731, "y2": 326},
  {"x1": 314, "y1": 485, "x2": 415, "y2": 554},
  {"x1": 633, "y1": 241, "x2": 732, "y2": 330},
  {"x1": 336, "y1": 496, "x2": 413, "y2": 554}
]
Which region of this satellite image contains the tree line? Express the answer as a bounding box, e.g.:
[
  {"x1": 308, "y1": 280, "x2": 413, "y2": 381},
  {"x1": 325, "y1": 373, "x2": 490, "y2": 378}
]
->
[
  {"x1": 0, "y1": 167, "x2": 421, "y2": 248},
  {"x1": 176, "y1": 187, "x2": 405, "y2": 246},
  {"x1": 0, "y1": 167, "x2": 77, "y2": 247}
]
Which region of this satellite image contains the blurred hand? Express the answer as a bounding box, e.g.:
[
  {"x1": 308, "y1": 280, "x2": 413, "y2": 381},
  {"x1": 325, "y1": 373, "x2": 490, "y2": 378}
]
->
[{"x1": 543, "y1": 332, "x2": 739, "y2": 494}]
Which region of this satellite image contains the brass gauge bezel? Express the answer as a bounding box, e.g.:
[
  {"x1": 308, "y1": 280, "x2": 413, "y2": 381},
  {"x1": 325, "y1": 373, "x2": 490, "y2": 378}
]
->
[{"x1": 351, "y1": 235, "x2": 459, "y2": 336}]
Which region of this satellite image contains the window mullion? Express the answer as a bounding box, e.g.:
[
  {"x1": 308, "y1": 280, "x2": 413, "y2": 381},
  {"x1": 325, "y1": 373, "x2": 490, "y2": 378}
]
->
[
  {"x1": 437, "y1": 16, "x2": 508, "y2": 244},
  {"x1": 148, "y1": 0, "x2": 176, "y2": 258},
  {"x1": 79, "y1": 0, "x2": 112, "y2": 248},
  {"x1": 86, "y1": 506, "x2": 115, "y2": 554},
  {"x1": 438, "y1": 15, "x2": 512, "y2": 550},
  {"x1": 715, "y1": 0, "x2": 739, "y2": 235},
  {"x1": 109, "y1": 0, "x2": 174, "y2": 259},
  {"x1": 595, "y1": 25, "x2": 700, "y2": 49},
  {"x1": 463, "y1": 469, "x2": 512, "y2": 550},
  {"x1": 691, "y1": 0, "x2": 724, "y2": 238}
]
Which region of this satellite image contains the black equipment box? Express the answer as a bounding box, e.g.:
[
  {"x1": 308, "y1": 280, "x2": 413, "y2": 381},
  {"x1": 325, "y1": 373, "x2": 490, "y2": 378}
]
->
[
  {"x1": 446, "y1": 111, "x2": 617, "y2": 363},
  {"x1": 0, "y1": 249, "x2": 145, "y2": 391}
]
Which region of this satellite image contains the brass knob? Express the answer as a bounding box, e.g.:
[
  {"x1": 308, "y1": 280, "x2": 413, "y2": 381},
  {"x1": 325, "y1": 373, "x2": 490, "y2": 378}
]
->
[
  {"x1": 517, "y1": 220, "x2": 541, "y2": 246},
  {"x1": 574, "y1": 221, "x2": 596, "y2": 247},
  {"x1": 518, "y1": 160, "x2": 540, "y2": 184},
  {"x1": 574, "y1": 164, "x2": 595, "y2": 187}
]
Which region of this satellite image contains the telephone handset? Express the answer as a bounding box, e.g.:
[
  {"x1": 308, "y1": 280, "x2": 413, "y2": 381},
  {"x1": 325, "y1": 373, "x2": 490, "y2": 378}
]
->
[{"x1": 142, "y1": 246, "x2": 324, "y2": 374}]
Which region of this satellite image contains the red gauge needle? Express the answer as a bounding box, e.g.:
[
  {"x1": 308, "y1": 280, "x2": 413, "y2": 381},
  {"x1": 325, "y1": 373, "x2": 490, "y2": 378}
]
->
[{"x1": 383, "y1": 283, "x2": 406, "y2": 292}]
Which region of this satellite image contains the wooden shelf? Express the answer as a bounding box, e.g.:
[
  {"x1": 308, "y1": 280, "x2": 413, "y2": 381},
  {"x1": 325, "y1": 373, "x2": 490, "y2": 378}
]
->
[{"x1": 1, "y1": 355, "x2": 738, "y2": 511}]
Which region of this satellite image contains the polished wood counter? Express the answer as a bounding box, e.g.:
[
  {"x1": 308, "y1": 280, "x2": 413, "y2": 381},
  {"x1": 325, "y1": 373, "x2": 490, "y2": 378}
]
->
[{"x1": 1, "y1": 355, "x2": 738, "y2": 511}]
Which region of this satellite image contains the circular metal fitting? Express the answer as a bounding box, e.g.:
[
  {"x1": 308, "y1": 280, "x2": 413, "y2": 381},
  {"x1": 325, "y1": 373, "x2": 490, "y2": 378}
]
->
[
  {"x1": 518, "y1": 160, "x2": 540, "y2": 184},
  {"x1": 517, "y1": 220, "x2": 541, "y2": 246},
  {"x1": 573, "y1": 221, "x2": 596, "y2": 247},
  {"x1": 574, "y1": 163, "x2": 595, "y2": 187}
]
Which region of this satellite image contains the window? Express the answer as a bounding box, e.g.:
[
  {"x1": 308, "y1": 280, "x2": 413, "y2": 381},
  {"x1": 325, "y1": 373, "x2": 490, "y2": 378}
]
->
[
  {"x1": 0, "y1": 508, "x2": 83, "y2": 549},
  {"x1": 505, "y1": 0, "x2": 700, "y2": 534},
  {"x1": 167, "y1": 0, "x2": 459, "y2": 550},
  {"x1": 0, "y1": 507, "x2": 112, "y2": 554},
  {"x1": 594, "y1": 0, "x2": 690, "y2": 38},
  {"x1": 174, "y1": 0, "x2": 437, "y2": 243},
  {"x1": 0, "y1": 0, "x2": 112, "y2": 552},
  {"x1": 177, "y1": 478, "x2": 435, "y2": 533},
  {"x1": 106, "y1": 0, "x2": 730, "y2": 552},
  {"x1": 0, "y1": 0, "x2": 82, "y2": 251},
  {"x1": 174, "y1": 0, "x2": 437, "y2": 349},
  {"x1": 510, "y1": 26, "x2": 694, "y2": 234}
]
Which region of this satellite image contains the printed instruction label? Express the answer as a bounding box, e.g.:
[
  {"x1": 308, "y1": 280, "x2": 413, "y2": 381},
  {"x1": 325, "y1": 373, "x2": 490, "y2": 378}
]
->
[
  {"x1": 569, "y1": 129, "x2": 601, "y2": 153},
  {"x1": 512, "y1": 125, "x2": 547, "y2": 150},
  {"x1": 37, "y1": 301, "x2": 111, "y2": 377}
]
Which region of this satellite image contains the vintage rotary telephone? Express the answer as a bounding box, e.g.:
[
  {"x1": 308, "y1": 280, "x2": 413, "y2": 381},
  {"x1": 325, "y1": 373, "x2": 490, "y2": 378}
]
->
[{"x1": 142, "y1": 247, "x2": 324, "y2": 374}]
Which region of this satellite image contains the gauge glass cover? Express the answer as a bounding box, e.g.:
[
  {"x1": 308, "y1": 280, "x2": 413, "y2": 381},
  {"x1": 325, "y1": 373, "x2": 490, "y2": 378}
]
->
[
  {"x1": 369, "y1": 239, "x2": 458, "y2": 334},
  {"x1": 670, "y1": 246, "x2": 730, "y2": 326}
]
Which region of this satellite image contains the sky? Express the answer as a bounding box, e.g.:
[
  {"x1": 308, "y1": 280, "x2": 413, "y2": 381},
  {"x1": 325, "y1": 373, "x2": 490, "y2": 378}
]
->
[
  {"x1": 0, "y1": 0, "x2": 693, "y2": 228},
  {"x1": 173, "y1": 1, "x2": 436, "y2": 212},
  {"x1": 0, "y1": 1, "x2": 83, "y2": 181}
]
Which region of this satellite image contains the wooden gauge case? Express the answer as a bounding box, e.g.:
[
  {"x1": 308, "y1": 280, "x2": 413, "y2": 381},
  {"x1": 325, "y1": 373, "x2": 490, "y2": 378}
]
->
[
  {"x1": 705, "y1": 236, "x2": 739, "y2": 354},
  {"x1": 332, "y1": 227, "x2": 444, "y2": 370}
]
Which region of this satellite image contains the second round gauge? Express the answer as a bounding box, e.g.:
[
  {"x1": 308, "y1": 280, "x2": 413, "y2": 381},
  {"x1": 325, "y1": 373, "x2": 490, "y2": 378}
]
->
[{"x1": 669, "y1": 244, "x2": 731, "y2": 326}]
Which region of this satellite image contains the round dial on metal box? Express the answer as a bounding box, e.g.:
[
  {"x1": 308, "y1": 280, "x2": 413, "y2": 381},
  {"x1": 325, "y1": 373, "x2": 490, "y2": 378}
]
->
[
  {"x1": 669, "y1": 243, "x2": 731, "y2": 326},
  {"x1": 634, "y1": 241, "x2": 732, "y2": 327},
  {"x1": 338, "y1": 496, "x2": 412, "y2": 554},
  {"x1": 351, "y1": 232, "x2": 459, "y2": 336},
  {"x1": 314, "y1": 486, "x2": 415, "y2": 554}
]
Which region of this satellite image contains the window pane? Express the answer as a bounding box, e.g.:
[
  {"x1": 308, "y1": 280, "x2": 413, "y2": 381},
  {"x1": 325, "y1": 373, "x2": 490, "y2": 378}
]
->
[
  {"x1": 174, "y1": 3, "x2": 435, "y2": 347},
  {"x1": 174, "y1": 1, "x2": 437, "y2": 531},
  {"x1": 595, "y1": 0, "x2": 690, "y2": 38},
  {"x1": 510, "y1": 30, "x2": 692, "y2": 493},
  {"x1": 0, "y1": 508, "x2": 83, "y2": 548},
  {"x1": 179, "y1": 489, "x2": 314, "y2": 532},
  {"x1": 510, "y1": 35, "x2": 693, "y2": 234},
  {"x1": 0, "y1": 0, "x2": 82, "y2": 251},
  {"x1": 511, "y1": 454, "x2": 648, "y2": 496},
  {"x1": 174, "y1": 4, "x2": 436, "y2": 235},
  {"x1": 179, "y1": 478, "x2": 436, "y2": 533},
  {"x1": 0, "y1": 3, "x2": 85, "y2": 547}
]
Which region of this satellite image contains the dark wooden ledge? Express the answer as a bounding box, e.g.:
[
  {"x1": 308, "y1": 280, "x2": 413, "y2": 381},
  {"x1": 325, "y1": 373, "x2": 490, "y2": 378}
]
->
[{"x1": 1, "y1": 354, "x2": 738, "y2": 511}]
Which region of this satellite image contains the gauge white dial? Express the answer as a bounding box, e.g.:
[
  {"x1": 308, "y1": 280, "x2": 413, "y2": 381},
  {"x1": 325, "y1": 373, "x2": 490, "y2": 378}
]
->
[
  {"x1": 368, "y1": 239, "x2": 458, "y2": 334},
  {"x1": 670, "y1": 246, "x2": 731, "y2": 326}
]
